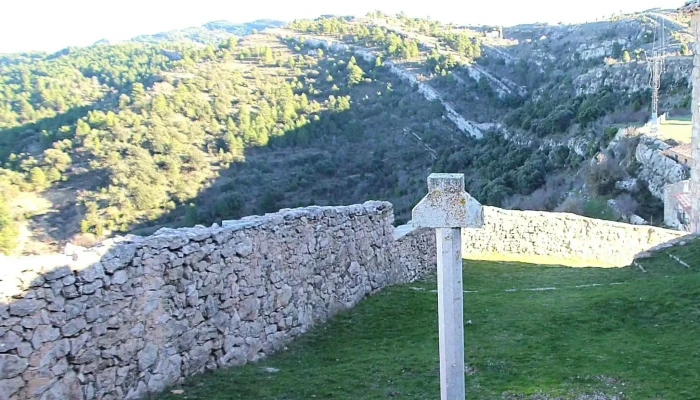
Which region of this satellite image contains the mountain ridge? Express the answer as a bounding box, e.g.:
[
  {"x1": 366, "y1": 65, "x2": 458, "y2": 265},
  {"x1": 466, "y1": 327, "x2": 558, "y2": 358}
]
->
[{"x1": 131, "y1": 19, "x2": 286, "y2": 45}]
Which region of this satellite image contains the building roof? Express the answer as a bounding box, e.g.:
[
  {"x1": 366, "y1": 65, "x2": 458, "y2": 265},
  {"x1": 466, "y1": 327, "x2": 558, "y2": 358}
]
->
[
  {"x1": 674, "y1": 192, "x2": 692, "y2": 213},
  {"x1": 670, "y1": 143, "x2": 693, "y2": 159},
  {"x1": 682, "y1": 0, "x2": 700, "y2": 13}
]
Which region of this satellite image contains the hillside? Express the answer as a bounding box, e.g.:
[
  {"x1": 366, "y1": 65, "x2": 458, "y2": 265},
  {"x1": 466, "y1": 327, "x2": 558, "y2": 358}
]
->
[
  {"x1": 0, "y1": 9, "x2": 693, "y2": 255},
  {"x1": 131, "y1": 20, "x2": 286, "y2": 45}
]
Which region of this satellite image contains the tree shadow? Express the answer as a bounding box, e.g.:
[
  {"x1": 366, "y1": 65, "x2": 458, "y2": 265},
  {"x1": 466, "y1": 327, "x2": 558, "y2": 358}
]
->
[
  {"x1": 0, "y1": 105, "x2": 95, "y2": 161},
  {"x1": 126, "y1": 50, "x2": 472, "y2": 235},
  {"x1": 132, "y1": 101, "x2": 448, "y2": 235}
]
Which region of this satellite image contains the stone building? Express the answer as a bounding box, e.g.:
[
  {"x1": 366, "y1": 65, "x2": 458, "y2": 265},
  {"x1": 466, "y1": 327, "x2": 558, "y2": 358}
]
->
[
  {"x1": 664, "y1": 180, "x2": 691, "y2": 231},
  {"x1": 681, "y1": 0, "x2": 700, "y2": 233},
  {"x1": 664, "y1": 143, "x2": 693, "y2": 166}
]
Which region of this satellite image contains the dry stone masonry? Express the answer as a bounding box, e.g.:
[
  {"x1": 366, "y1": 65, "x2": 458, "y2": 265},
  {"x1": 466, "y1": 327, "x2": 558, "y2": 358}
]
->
[
  {"x1": 0, "y1": 201, "x2": 687, "y2": 399},
  {"x1": 0, "y1": 202, "x2": 435, "y2": 400},
  {"x1": 462, "y1": 207, "x2": 687, "y2": 266}
]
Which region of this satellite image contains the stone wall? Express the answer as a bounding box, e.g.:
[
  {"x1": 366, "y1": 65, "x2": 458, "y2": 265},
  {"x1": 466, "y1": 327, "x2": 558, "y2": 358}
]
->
[
  {"x1": 0, "y1": 202, "x2": 436, "y2": 400},
  {"x1": 461, "y1": 207, "x2": 687, "y2": 266},
  {"x1": 0, "y1": 200, "x2": 688, "y2": 399}
]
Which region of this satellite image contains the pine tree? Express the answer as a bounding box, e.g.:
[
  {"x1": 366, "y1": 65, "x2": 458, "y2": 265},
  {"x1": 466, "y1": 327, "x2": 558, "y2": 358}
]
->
[
  {"x1": 29, "y1": 167, "x2": 47, "y2": 189},
  {"x1": 184, "y1": 203, "x2": 198, "y2": 226},
  {"x1": 75, "y1": 119, "x2": 91, "y2": 136},
  {"x1": 0, "y1": 196, "x2": 18, "y2": 255},
  {"x1": 226, "y1": 117, "x2": 237, "y2": 133},
  {"x1": 238, "y1": 105, "x2": 251, "y2": 129},
  {"x1": 151, "y1": 94, "x2": 168, "y2": 116},
  {"x1": 347, "y1": 64, "x2": 364, "y2": 86},
  {"x1": 263, "y1": 47, "x2": 274, "y2": 64},
  {"x1": 621, "y1": 50, "x2": 631, "y2": 63},
  {"x1": 131, "y1": 82, "x2": 146, "y2": 104}
]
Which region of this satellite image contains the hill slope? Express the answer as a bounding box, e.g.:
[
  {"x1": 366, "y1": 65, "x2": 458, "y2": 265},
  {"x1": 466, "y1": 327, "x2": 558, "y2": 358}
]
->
[
  {"x1": 131, "y1": 20, "x2": 285, "y2": 45},
  {"x1": 0, "y1": 9, "x2": 693, "y2": 254}
]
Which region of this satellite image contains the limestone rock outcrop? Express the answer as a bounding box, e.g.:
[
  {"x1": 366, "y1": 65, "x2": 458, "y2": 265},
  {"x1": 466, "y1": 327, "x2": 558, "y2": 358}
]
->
[{"x1": 635, "y1": 137, "x2": 687, "y2": 199}]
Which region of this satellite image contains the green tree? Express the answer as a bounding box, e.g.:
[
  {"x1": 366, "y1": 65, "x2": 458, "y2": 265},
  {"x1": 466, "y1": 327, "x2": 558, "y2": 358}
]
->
[
  {"x1": 238, "y1": 105, "x2": 251, "y2": 130},
  {"x1": 621, "y1": 50, "x2": 631, "y2": 63},
  {"x1": 118, "y1": 94, "x2": 130, "y2": 109},
  {"x1": 226, "y1": 117, "x2": 237, "y2": 133},
  {"x1": 612, "y1": 42, "x2": 623, "y2": 59},
  {"x1": 214, "y1": 192, "x2": 242, "y2": 218},
  {"x1": 263, "y1": 47, "x2": 274, "y2": 64},
  {"x1": 184, "y1": 203, "x2": 199, "y2": 226},
  {"x1": 46, "y1": 168, "x2": 61, "y2": 183},
  {"x1": 131, "y1": 82, "x2": 146, "y2": 104},
  {"x1": 681, "y1": 43, "x2": 689, "y2": 56},
  {"x1": 29, "y1": 167, "x2": 47, "y2": 189},
  {"x1": 131, "y1": 184, "x2": 166, "y2": 211},
  {"x1": 151, "y1": 94, "x2": 168, "y2": 115},
  {"x1": 75, "y1": 120, "x2": 91, "y2": 136},
  {"x1": 43, "y1": 149, "x2": 72, "y2": 172},
  {"x1": 0, "y1": 196, "x2": 18, "y2": 255},
  {"x1": 220, "y1": 36, "x2": 238, "y2": 50},
  {"x1": 347, "y1": 64, "x2": 365, "y2": 86},
  {"x1": 477, "y1": 76, "x2": 492, "y2": 96}
]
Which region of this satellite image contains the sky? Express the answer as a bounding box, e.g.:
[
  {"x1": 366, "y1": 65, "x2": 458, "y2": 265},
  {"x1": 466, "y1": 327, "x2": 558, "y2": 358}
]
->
[{"x1": 0, "y1": 0, "x2": 687, "y2": 54}]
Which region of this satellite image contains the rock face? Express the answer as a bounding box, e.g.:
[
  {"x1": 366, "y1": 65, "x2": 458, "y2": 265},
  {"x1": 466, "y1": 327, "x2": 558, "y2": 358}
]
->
[
  {"x1": 462, "y1": 207, "x2": 687, "y2": 266},
  {"x1": 0, "y1": 202, "x2": 435, "y2": 399},
  {"x1": 635, "y1": 138, "x2": 688, "y2": 199},
  {"x1": 575, "y1": 56, "x2": 692, "y2": 97}
]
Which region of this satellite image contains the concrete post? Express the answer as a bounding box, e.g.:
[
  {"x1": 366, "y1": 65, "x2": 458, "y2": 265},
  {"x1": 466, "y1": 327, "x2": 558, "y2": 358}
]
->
[{"x1": 412, "y1": 173, "x2": 483, "y2": 400}]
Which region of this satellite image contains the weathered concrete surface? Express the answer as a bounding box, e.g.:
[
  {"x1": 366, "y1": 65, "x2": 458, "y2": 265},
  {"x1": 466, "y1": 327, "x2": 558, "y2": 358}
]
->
[
  {"x1": 412, "y1": 174, "x2": 483, "y2": 229},
  {"x1": 411, "y1": 173, "x2": 479, "y2": 400}
]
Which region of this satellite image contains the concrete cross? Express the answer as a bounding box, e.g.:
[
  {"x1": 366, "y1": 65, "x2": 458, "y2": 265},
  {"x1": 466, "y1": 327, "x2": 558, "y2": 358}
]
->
[{"x1": 412, "y1": 173, "x2": 483, "y2": 400}]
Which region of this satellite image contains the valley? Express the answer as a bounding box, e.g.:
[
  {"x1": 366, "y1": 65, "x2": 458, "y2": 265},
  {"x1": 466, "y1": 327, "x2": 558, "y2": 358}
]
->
[{"x1": 0, "y1": 8, "x2": 693, "y2": 255}]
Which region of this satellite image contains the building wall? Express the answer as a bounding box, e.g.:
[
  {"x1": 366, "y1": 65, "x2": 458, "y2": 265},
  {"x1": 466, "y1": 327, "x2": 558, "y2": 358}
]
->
[
  {"x1": 692, "y1": 13, "x2": 700, "y2": 233},
  {"x1": 0, "y1": 202, "x2": 436, "y2": 400},
  {"x1": 663, "y1": 180, "x2": 691, "y2": 230}
]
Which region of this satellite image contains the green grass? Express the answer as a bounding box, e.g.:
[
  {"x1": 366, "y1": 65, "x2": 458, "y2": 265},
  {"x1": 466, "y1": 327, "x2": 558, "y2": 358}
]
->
[
  {"x1": 155, "y1": 239, "x2": 700, "y2": 400},
  {"x1": 659, "y1": 116, "x2": 692, "y2": 143}
]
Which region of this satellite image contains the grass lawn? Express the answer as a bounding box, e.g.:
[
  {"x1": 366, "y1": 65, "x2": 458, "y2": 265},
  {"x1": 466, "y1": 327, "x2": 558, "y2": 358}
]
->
[
  {"x1": 155, "y1": 239, "x2": 700, "y2": 400},
  {"x1": 659, "y1": 115, "x2": 692, "y2": 144}
]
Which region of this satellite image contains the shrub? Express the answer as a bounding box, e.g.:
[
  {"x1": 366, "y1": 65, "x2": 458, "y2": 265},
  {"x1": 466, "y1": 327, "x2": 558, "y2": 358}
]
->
[
  {"x1": 582, "y1": 198, "x2": 617, "y2": 221},
  {"x1": 0, "y1": 196, "x2": 19, "y2": 255}
]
